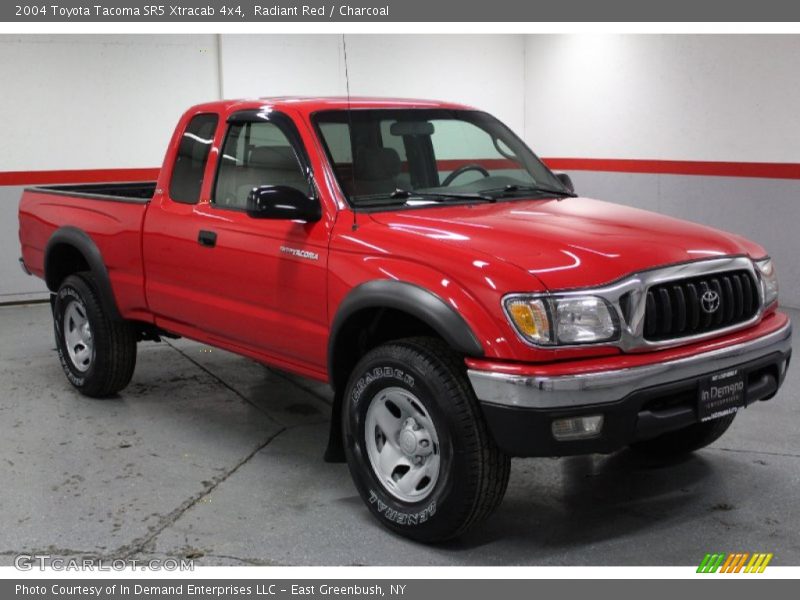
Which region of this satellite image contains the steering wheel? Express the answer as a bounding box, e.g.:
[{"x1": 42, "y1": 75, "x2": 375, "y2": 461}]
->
[{"x1": 441, "y1": 163, "x2": 491, "y2": 186}]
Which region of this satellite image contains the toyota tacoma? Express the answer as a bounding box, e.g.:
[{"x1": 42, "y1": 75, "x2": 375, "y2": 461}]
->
[{"x1": 18, "y1": 97, "x2": 792, "y2": 542}]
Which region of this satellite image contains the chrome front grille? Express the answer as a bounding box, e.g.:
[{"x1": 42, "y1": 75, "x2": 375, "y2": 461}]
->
[
  {"x1": 552, "y1": 256, "x2": 765, "y2": 351},
  {"x1": 642, "y1": 270, "x2": 760, "y2": 341}
]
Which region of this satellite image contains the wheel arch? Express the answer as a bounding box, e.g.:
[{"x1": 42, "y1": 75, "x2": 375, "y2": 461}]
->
[
  {"x1": 328, "y1": 280, "x2": 484, "y2": 392},
  {"x1": 44, "y1": 226, "x2": 122, "y2": 321},
  {"x1": 323, "y1": 280, "x2": 485, "y2": 463}
]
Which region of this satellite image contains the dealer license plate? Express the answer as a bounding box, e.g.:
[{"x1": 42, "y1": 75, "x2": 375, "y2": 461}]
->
[{"x1": 698, "y1": 368, "x2": 746, "y2": 422}]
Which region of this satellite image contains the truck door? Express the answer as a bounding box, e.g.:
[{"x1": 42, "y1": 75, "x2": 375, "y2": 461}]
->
[{"x1": 143, "y1": 109, "x2": 330, "y2": 375}]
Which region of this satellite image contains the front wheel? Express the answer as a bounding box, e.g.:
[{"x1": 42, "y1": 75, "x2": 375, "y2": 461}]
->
[
  {"x1": 343, "y1": 338, "x2": 510, "y2": 542},
  {"x1": 53, "y1": 273, "x2": 137, "y2": 398}
]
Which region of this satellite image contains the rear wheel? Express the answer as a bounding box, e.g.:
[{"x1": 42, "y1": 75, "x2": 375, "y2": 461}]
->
[
  {"x1": 53, "y1": 273, "x2": 137, "y2": 398},
  {"x1": 343, "y1": 337, "x2": 510, "y2": 542},
  {"x1": 630, "y1": 412, "x2": 736, "y2": 458}
]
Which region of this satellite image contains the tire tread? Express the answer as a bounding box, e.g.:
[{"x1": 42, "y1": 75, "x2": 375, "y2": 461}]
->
[
  {"x1": 348, "y1": 336, "x2": 510, "y2": 541},
  {"x1": 57, "y1": 273, "x2": 137, "y2": 398}
]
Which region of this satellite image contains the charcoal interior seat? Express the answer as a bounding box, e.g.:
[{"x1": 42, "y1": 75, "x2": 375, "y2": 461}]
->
[
  {"x1": 217, "y1": 146, "x2": 307, "y2": 209},
  {"x1": 239, "y1": 146, "x2": 307, "y2": 195},
  {"x1": 353, "y1": 148, "x2": 401, "y2": 196}
]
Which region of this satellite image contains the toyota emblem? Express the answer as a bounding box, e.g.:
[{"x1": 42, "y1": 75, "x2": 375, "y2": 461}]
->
[{"x1": 701, "y1": 290, "x2": 721, "y2": 314}]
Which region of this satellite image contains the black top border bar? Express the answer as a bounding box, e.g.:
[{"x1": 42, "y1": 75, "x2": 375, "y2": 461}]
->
[{"x1": 3, "y1": 0, "x2": 800, "y2": 22}]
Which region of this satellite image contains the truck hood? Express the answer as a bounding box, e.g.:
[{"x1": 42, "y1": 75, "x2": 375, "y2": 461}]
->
[{"x1": 368, "y1": 196, "x2": 766, "y2": 290}]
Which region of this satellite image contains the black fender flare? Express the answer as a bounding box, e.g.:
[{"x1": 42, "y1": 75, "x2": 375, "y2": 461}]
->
[
  {"x1": 323, "y1": 280, "x2": 486, "y2": 463},
  {"x1": 328, "y1": 280, "x2": 484, "y2": 382},
  {"x1": 44, "y1": 226, "x2": 122, "y2": 321}
]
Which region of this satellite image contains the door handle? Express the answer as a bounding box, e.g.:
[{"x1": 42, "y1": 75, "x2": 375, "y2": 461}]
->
[{"x1": 198, "y1": 230, "x2": 217, "y2": 247}]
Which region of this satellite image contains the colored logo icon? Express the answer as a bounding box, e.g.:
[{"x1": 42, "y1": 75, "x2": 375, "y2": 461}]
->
[{"x1": 697, "y1": 552, "x2": 773, "y2": 573}]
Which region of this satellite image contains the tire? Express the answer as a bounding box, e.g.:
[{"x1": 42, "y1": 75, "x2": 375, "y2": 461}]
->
[
  {"x1": 343, "y1": 337, "x2": 510, "y2": 542},
  {"x1": 53, "y1": 272, "x2": 137, "y2": 398},
  {"x1": 630, "y1": 412, "x2": 736, "y2": 458}
]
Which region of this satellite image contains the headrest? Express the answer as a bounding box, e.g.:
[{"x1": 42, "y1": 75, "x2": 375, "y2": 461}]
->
[
  {"x1": 354, "y1": 148, "x2": 401, "y2": 181},
  {"x1": 249, "y1": 146, "x2": 298, "y2": 170}
]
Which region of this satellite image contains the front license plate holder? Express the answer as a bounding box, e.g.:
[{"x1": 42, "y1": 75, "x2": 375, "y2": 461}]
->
[{"x1": 698, "y1": 368, "x2": 746, "y2": 422}]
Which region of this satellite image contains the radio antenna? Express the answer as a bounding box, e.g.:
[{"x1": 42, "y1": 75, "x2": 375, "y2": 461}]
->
[{"x1": 342, "y1": 34, "x2": 358, "y2": 231}]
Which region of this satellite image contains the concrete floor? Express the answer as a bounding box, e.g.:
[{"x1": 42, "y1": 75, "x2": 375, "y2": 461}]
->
[{"x1": 1, "y1": 303, "x2": 798, "y2": 566}]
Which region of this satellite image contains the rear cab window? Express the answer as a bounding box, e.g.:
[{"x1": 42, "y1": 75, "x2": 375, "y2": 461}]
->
[{"x1": 169, "y1": 113, "x2": 219, "y2": 204}]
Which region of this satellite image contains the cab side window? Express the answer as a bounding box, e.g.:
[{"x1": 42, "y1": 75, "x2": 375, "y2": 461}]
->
[
  {"x1": 213, "y1": 121, "x2": 307, "y2": 210},
  {"x1": 169, "y1": 113, "x2": 219, "y2": 204}
]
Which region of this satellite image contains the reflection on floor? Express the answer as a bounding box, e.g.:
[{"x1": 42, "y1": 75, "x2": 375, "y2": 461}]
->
[{"x1": 1, "y1": 303, "x2": 797, "y2": 566}]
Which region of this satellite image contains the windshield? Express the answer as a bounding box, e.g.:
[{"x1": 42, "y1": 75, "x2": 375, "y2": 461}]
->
[{"x1": 313, "y1": 109, "x2": 570, "y2": 207}]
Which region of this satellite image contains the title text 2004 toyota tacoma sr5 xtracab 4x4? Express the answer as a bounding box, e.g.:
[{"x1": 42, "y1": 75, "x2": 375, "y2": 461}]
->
[{"x1": 18, "y1": 98, "x2": 792, "y2": 542}]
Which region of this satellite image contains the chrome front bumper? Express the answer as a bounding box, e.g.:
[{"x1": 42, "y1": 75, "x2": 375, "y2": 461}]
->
[{"x1": 468, "y1": 320, "x2": 792, "y2": 409}]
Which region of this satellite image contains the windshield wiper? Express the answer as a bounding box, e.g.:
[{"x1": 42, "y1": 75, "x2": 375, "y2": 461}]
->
[
  {"x1": 389, "y1": 188, "x2": 496, "y2": 202},
  {"x1": 352, "y1": 188, "x2": 496, "y2": 208},
  {"x1": 480, "y1": 184, "x2": 577, "y2": 198}
]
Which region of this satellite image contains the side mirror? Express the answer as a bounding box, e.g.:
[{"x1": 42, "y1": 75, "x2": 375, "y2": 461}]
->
[
  {"x1": 246, "y1": 185, "x2": 321, "y2": 222},
  {"x1": 555, "y1": 172, "x2": 575, "y2": 193}
]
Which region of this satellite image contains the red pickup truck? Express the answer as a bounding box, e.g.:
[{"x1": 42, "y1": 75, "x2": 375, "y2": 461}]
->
[{"x1": 18, "y1": 97, "x2": 792, "y2": 542}]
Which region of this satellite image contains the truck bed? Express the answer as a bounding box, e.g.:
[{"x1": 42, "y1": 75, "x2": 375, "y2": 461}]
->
[
  {"x1": 30, "y1": 181, "x2": 156, "y2": 203},
  {"x1": 18, "y1": 182, "x2": 154, "y2": 321}
]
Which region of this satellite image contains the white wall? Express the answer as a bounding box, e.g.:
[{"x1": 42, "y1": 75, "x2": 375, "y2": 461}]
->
[
  {"x1": 220, "y1": 34, "x2": 526, "y2": 135},
  {"x1": 3, "y1": 34, "x2": 799, "y2": 307},
  {"x1": 1, "y1": 33, "x2": 526, "y2": 302},
  {"x1": 523, "y1": 35, "x2": 800, "y2": 162},
  {"x1": 5, "y1": 34, "x2": 798, "y2": 172},
  {"x1": 0, "y1": 34, "x2": 221, "y2": 301},
  {"x1": 219, "y1": 35, "x2": 345, "y2": 99},
  {"x1": 0, "y1": 35, "x2": 220, "y2": 171},
  {"x1": 0, "y1": 34, "x2": 526, "y2": 173},
  {"x1": 522, "y1": 34, "x2": 800, "y2": 307}
]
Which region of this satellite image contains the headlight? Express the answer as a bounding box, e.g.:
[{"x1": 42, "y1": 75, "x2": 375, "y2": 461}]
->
[
  {"x1": 755, "y1": 257, "x2": 779, "y2": 307},
  {"x1": 504, "y1": 295, "x2": 619, "y2": 346}
]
